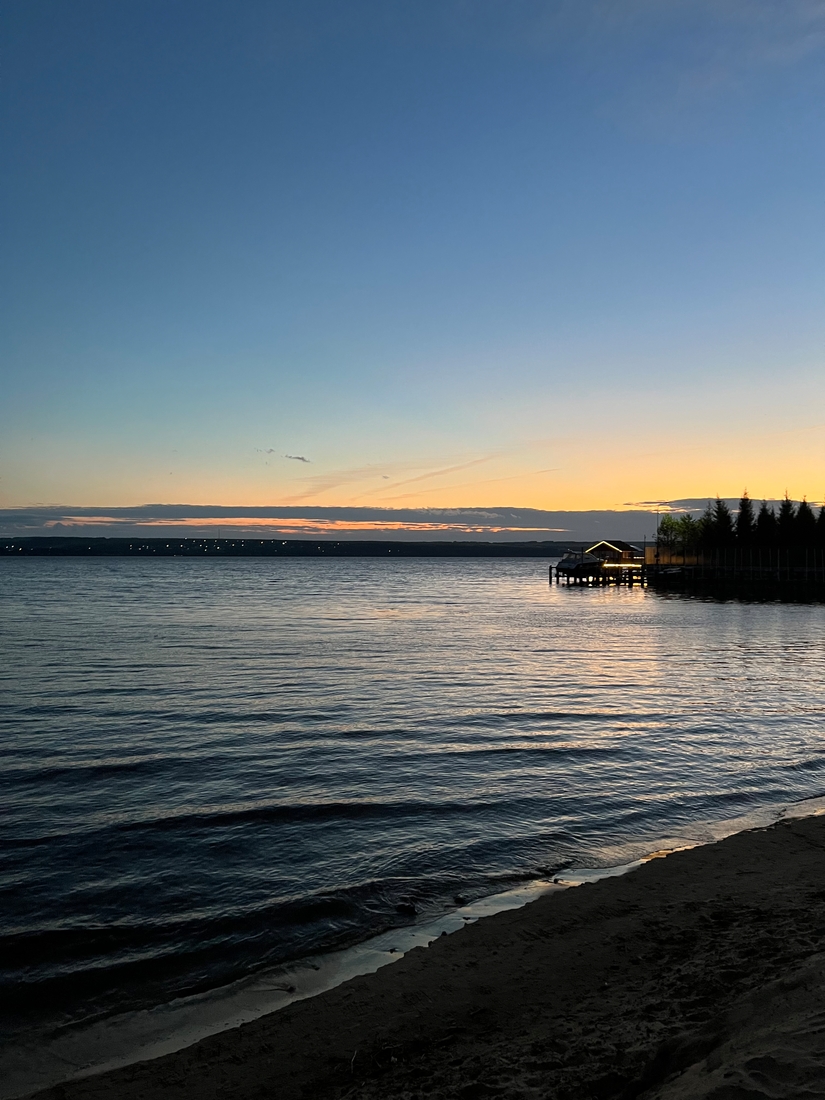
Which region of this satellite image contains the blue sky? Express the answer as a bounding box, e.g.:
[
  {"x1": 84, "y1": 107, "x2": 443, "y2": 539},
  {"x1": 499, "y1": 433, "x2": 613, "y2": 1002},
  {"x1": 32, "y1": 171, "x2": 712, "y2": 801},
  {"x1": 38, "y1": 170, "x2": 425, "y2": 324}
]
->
[{"x1": 2, "y1": 0, "x2": 824, "y2": 527}]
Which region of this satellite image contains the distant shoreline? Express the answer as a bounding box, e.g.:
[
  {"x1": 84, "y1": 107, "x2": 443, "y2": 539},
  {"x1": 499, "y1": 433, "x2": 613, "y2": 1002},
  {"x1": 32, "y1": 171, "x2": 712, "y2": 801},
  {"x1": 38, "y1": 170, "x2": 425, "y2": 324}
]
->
[{"x1": 1, "y1": 537, "x2": 582, "y2": 557}]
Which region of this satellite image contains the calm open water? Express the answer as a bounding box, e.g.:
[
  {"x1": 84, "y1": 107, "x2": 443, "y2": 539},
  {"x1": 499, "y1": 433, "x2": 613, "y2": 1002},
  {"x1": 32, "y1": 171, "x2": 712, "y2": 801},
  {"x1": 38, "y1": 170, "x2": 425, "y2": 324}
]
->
[{"x1": 2, "y1": 556, "x2": 825, "y2": 1041}]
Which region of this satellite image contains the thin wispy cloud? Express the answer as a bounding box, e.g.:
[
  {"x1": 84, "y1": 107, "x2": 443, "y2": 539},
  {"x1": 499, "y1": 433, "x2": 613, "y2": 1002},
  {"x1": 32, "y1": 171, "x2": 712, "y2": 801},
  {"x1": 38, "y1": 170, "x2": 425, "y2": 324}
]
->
[
  {"x1": 372, "y1": 455, "x2": 499, "y2": 495},
  {"x1": 380, "y1": 467, "x2": 561, "y2": 504},
  {"x1": 284, "y1": 462, "x2": 400, "y2": 504},
  {"x1": 256, "y1": 450, "x2": 311, "y2": 462},
  {"x1": 500, "y1": 0, "x2": 825, "y2": 65},
  {"x1": 282, "y1": 455, "x2": 504, "y2": 507},
  {"x1": 457, "y1": 0, "x2": 825, "y2": 140}
]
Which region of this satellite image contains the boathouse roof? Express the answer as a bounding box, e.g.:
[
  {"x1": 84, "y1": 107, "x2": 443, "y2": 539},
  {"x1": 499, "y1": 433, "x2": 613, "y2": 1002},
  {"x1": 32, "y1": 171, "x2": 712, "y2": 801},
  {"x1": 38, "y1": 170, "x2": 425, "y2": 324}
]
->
[{"x1": 586, "y1": 540, "x2": 642, "y2": 555}]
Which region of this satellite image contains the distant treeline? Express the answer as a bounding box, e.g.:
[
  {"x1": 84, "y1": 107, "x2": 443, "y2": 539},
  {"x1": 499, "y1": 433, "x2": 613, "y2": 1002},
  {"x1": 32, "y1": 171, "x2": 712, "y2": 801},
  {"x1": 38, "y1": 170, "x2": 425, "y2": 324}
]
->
[
  {"x1": 657, "y1": 495, "x2": 825, "y2": 551},
  {"x1": 1, "y1": 537, "x2": 583, "y2": 558}
]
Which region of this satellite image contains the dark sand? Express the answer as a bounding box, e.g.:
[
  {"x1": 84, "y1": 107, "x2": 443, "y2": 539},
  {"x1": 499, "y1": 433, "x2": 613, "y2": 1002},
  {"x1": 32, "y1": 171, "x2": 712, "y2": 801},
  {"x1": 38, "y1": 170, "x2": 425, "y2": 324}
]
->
[{"x1": 24, "y1": 814, "x2": 825, "y2": 1100}]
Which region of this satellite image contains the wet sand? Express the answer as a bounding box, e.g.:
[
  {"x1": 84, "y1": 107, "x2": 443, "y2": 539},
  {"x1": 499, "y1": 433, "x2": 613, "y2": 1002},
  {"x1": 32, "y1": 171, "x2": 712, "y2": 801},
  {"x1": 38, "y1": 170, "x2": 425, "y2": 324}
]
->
[{"x1": 22, "y1": 813, "x2": 825, "y2": 1100}]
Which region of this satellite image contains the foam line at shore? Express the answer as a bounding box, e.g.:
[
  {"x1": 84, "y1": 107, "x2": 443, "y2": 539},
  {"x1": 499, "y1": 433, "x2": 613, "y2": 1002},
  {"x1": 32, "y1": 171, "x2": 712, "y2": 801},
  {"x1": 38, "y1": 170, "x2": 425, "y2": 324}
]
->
[{"x1": 5, "y1": 792, "x2": 825, "y2": 1100}]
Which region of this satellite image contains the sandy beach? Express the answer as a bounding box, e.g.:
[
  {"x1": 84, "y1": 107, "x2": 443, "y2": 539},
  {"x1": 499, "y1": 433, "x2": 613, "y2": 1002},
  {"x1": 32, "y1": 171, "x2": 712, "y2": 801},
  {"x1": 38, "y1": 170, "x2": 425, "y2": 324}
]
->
[{"x1": 16, "y1": 812, "x2": 825, "y2": 1100}]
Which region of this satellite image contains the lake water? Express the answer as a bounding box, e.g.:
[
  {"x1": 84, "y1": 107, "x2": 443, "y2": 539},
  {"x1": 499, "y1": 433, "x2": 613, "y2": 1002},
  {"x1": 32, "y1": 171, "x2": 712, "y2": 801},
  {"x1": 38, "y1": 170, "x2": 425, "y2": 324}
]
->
[{"x1": 2, "y1": 556, "x2": 825, "y2": 1046}]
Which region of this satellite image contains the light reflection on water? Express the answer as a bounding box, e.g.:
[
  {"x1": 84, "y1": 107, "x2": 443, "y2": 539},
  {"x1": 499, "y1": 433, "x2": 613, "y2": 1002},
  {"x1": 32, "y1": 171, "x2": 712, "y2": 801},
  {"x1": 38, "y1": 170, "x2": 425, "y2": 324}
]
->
[{"x1": 1, "y1": 556, "x2": 824, "y2": 1036}]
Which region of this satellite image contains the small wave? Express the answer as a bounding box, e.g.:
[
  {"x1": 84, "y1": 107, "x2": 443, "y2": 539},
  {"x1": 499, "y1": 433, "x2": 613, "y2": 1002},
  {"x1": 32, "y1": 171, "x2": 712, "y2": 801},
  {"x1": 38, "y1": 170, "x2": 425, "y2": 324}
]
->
[
  {"x1": 0, "y1": 867, "x2": 550, "y2": 1029},
  {"x1": 2, "y1": 757, "x2": 175, "y2": 783},
  {"x1": 2, "y1": 792, "x2": 581, "y2": 847}
]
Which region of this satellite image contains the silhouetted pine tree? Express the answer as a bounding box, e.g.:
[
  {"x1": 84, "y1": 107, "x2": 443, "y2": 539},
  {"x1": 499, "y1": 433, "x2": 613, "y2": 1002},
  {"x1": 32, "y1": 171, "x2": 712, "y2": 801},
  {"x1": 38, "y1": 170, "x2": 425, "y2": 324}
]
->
[
  {"x1": 697, "y1": 502, "x2": 715, "y2": 547},
  {"x1": 815, "y1": 503, "x2": 825, "y2": 549},
  {"x1": 755, "y1": 501, "x2": 776, "y2": 546},
  {"x1": 777, "y1": 494, "x2": 797, "y2": 546},
  {"x1": 712, "y1": 496, "x2": 735, "y2": 547},
  {"x1": 736, "y1": 492, "x2": 755, "y2": 545},
  {"x1": 661, "y1": 494, "x2": 821, "y2": 551},
  {"x1": 796, "y1": 499, "x2": 817, "y2": 545}
]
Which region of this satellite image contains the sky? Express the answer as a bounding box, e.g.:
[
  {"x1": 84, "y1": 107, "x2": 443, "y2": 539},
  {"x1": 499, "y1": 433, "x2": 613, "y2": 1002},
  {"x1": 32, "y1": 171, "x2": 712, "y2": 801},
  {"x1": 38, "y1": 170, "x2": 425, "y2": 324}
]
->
[{"x1": 2, "y1": 0, "x2": 824, "y2": 538}]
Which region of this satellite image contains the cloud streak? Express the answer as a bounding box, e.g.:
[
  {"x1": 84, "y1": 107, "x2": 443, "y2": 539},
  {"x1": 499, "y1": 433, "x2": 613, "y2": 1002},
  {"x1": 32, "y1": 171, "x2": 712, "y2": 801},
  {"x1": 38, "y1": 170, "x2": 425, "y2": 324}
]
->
[
  {"x1": 371, "y1": 455, "x2": 500, "y2": 495},
  {"x1": 0, "y1": 502, "x2": 694, "y2": 542}
]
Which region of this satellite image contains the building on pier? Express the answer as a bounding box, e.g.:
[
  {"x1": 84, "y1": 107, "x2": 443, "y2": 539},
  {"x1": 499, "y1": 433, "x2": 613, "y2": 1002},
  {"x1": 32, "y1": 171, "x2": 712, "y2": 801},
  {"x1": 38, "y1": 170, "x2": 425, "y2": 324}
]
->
[
  {"x1": 588, "y1": 540, "x2": 644, "y2": 571},
  {"x1": 554, "y1": 540, "x2": 644, "y2": 585}
]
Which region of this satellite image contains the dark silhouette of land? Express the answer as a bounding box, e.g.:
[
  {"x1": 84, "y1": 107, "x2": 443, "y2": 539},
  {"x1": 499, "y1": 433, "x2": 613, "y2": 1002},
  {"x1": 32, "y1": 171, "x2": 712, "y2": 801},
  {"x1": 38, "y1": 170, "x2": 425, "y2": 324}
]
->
[
  {"x1": 1, "y1": 537, "x2": 585, "y2": 558},
  {"x1": 651, "y1": 493, "x2": 825, "y2": 599}
]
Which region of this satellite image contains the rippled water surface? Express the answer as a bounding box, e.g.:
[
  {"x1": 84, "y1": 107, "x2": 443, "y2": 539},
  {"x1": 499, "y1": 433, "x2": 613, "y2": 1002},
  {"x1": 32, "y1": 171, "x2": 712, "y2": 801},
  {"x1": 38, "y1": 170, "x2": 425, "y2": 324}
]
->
[{"x1": 2, "y1": 556, "x2": 824, "y2": 1037}]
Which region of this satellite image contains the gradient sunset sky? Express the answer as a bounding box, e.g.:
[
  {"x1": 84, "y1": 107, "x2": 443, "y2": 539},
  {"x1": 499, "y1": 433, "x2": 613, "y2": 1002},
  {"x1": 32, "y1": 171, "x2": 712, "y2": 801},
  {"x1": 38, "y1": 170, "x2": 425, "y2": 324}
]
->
[{"x1": 3, "y1": 0, "x2": 824, "y2": 523}]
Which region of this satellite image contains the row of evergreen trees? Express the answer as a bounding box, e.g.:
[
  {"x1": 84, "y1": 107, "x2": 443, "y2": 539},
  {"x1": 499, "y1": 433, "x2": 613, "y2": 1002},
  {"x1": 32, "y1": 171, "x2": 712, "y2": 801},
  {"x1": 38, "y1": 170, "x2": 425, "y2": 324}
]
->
[{"x1": 657, "y1": 494, "x2": 825, "y2": 551}]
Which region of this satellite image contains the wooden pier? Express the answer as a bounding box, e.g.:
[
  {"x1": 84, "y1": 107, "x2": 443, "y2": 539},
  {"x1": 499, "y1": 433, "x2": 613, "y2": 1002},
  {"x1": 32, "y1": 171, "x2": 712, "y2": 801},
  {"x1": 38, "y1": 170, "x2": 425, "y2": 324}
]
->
[
  {"x1": 552, "y1": 541, "x2": 645, "y2": 587},
  {"x1": 552, "y1": 544, "x2": 825, "y2": 598},
  {"x1": 551, "y1": 565, "x2": 644, "y2": 586}
]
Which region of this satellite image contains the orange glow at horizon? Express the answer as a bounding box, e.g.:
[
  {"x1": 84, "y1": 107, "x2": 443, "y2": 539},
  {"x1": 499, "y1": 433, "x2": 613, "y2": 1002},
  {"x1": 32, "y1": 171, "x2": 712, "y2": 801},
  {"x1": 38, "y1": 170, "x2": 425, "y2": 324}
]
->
[
  {"x1": 48, "y1": 516, "x2": 572, "y2": 534},
  {"x1": 4, "y1": 414, "x2": 823, "y2": 514}
]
